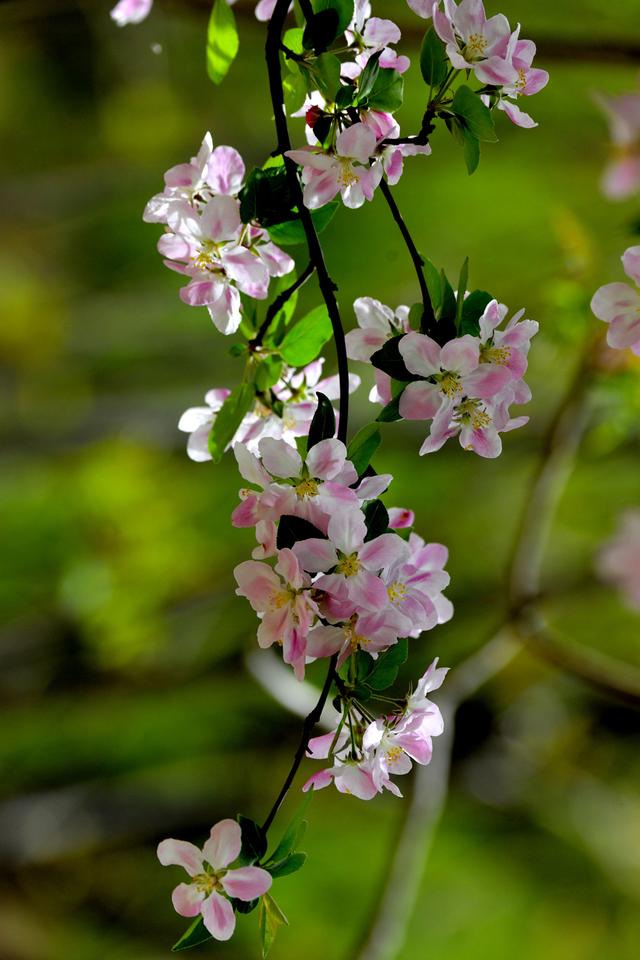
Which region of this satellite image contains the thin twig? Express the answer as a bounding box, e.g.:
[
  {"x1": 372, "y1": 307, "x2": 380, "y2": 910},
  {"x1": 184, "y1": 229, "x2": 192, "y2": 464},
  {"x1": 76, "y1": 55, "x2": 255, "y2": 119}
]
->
[{"x1": 252, "y1": 260, "x2": 315, "y2": 347}]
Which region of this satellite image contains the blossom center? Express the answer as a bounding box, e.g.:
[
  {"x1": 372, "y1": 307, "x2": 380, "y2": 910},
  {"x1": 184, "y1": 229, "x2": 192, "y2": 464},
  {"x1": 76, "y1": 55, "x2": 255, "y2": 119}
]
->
[
  {"x1": 193, "y1": 240, "x2": 222, "y2": 272},
  {"x1": 465, "y1": 33, "x2": 488, "y2": 59},
  {"x1": 386, "y1": 745, "x2": 404, "y2": 765},
  {"x1": 336, "y1": 157, "x2": 360, "y2": 188},
  {"x1": 456, "y1": 399, "x2": 493, "y2": 430},
  {"x1": 387, "y1": 581, "x2": 407, "y2": 604},
  {"x1": 192, "y1": 871, "x2": 223, "y2": 895},
  {"x1": 481, "y1": 344, "x2": 511, "y2": 365},
  {"x1": 515, "y1": 68, "x2": 527, "y2": 91},
  {"x1": 337, "y1": 552, "x2": 361, "y2": 577},
  {"x1": 270, "y1": 586, "x2": 297, "y2": 610},
  {"x1": 296, "y1": 478, "x2": 319, "y2": 500},
  {"x1": 438, "y1": 371, "x2": 463, "y2": 398}
]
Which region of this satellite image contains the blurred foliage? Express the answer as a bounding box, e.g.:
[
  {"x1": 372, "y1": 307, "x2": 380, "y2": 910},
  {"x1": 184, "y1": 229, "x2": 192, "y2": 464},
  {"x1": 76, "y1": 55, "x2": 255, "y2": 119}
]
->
[{"x1": 0, "y1": 1, "x2": 639, "y2": 959}]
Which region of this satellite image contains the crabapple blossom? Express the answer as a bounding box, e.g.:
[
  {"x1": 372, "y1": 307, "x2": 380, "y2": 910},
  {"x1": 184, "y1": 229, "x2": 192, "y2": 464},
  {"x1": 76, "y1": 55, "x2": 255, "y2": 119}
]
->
[
  {"x1": 306, "y1": 607, "x2": 410, "y2": 665},
  {"x1": 286, "y1": 123, "x2": 383, "y2": 210},
  {"x1": 591, "y1": 246, "x2": 640, "y2": 354},
  {"x1": 157, "y1": 819, "x2": 271, "y2": 941},
  {"x1": 293, "y1": 509, "x2": 409, "y2": 611},
  {"x1": 344, "y1": 4, "x2": 410, "y2": 76},
  {"x1": 478, "y1": 299, "x2": 539, "y2": 378},
  {"x1": 381, "y1": 534, "x2": 453, "y2": 636},
  {"x1": 110, "y1": 0, "x2": 152, "y2": 26},
  {"x1": 597, "y1": 90, "x2": 640, "y2": 200},
  {"x1": 596, "y1": 511, "x2": 640, "y2": 610},
  {"x1": 234, "y1": 548, "x2": 319, "y2": 678},
  {"x1": 490, "y1": 40, "x2": 549, "y2": 129},
  {"x1": 432, "y1": 0, "x2": 518, "y2": 86},
  {"x1": 346, "y1": 297, "x2": 412, "y2": 362}
]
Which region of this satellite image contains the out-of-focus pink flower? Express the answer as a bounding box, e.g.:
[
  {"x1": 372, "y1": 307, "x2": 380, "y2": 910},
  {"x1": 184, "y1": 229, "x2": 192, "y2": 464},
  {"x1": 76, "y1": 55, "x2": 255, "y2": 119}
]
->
[
  {"x1": 591, "y1": 246, "x2": 640, "y2": 354},
  {"x1": 597, "y1": 91, "x2": 640, "y2": 200},
  {"x1": 110, "y1": 0, "x2": 153, "y2": 26},
  {"x1": 597, "y1": 511, "x2": 640, "y2": 610},
  {"x1": 286, "y1": 124, "x2": 383, "y2": 209},
  {"x1": 157, "y1": 819, "x2": 271, "y2": 941}
]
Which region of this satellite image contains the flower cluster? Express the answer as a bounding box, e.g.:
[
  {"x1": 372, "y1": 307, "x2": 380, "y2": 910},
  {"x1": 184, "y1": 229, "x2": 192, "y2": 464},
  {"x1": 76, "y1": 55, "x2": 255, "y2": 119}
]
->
[
  {"x1": 144, "y1": 133, "x2": 295, "y2": 334},
  {"x1": 351, "y1": 296, "x2": 538, "y2": 458},
  {"x1": 591, "y1": 246, "x2": 640, "y2": 355},
  {"x1": 158, "y1": 819, "x2": 272, "y2": 941},
  {"x1": 596, "y1": 511, "x2": 640, "y2": 611},
  {"x1": 232, "y1": 436, "x2": 452, "y2": 679},
  {"x1": 179, "y1": 359, "x2": 359, "y2": 461},
  {"x1": 596, "y1": 89, "x2": 640, "y2": 200},
  {"x1": 430, "y1": 0, "x2": 549, "y2": 128},
  {"x1": 110, "y1": 0, "x2": 278, "y2": 27},
  {"x1": 304, "y1": 658, "x2": 447, "y2": 798}
]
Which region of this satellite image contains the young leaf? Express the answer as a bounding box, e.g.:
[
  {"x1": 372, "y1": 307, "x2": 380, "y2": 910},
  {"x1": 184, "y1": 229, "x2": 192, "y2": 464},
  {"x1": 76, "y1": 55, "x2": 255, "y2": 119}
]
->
[
  {"x1": 312, "y1": 53, "x2": 342, "y2": 101},
  {"x1": 206, "y1": 0, "x2": 239, "y2": 86},
  {"x1": 307, "y1": 392, "x2": 336, "y2": 448},
  {"x1": 208, "y1": 382, "x2": 255, "y2": 463},
  {"x1": 368, "y1": 68, "x2": 404, "y2": 112},
  {"x1": 367, "y1": 638, "x2": 408, "y2": 691},
  {"x1": 237, "y1": 815, "x2": 268, "y2": 865},
  {"x1": 267, "y1": 793, "x2": 312, "y2": 864},
  {"x1": 258, "y1": 893, "x2": 289, "y2": 959},
  {"x1": 376, "y1": 390, "x2": 405, "y2": 423},
  {"x1": 267, "y1": 201, "x2": 339, "y2": 247},
  {"x1": 267, "y1": 851, "x2": 308, "y2": 878},
  {"x1": 363, "y1": 499, "x2": 390, "y2": 541},
  {"x1": 423, "y1": 258, "x2": 443, "y2": 317},
  {"x1": 450, "y1": 85, "x2": 498, "y2": 142},
  {"x1": 462, "y1": 126, "x2": 481, "y2": 174},
  {"x1": 436, "y1": 270, "x2": 457, "y2": 344},
  {"x1": 420, "y1": 28, "x2": 448, "y2": 89},
  {"x1": 460, "y1": 289, "x2": 493, "y2": 336},
  {"x1": 255, "y1": 356, "x2": 283, "y2": 391},
  {"x1": 370, "y1": 336, "x2": 420, "y2": 382},
  {"x1": 279, "y1": 305, "x2": 332, "y2": 366},
  {"x1": 277, "y1": 515, "x2": 326, "y2": 550},
  {"x1": 239, "y1": 166, "x2": 296, "y2": 227},
  {"x1": 356, "y1": 49, "x2": 382, "y2": 103},
  {"x1": 172, "y1": 918, "x2": 212, "y2": 952},
  {"x1": 456, "y1": 256, "x2": 469, "y2": 330},
  {"x1": 347, "y1": 423, "x2": 381, "y2": 476}
]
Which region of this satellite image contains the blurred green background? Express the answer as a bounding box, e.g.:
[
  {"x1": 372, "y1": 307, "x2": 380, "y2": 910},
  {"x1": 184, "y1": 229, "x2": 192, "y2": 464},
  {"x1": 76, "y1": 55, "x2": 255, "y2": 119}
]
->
[{"x1": 1, "y1": 1, "x2": 640, "y2": 958}]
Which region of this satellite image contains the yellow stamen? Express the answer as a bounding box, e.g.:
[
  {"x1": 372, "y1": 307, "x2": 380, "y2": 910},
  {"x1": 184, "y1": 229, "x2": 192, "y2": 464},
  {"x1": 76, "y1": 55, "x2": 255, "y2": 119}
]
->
[
  {"x1": 295, "y1": 478, "x2": 319, "y2": 500},
  {"x1": 465, "y1": 33, "x2": 488, "y2": 59},
  {"x1": 337, "y1": 553, "x2": 361, "y2": 577},
  {"x1": 387, "y1": 581, "x2": 407, "y2": 605}
]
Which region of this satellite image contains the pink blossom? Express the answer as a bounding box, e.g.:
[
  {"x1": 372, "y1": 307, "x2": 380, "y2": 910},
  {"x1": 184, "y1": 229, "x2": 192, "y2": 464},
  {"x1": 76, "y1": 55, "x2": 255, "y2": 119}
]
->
[
  {"x1": 346, "y1": 297, "x2": 412, "y2": 362},
  {"x1": 306, "y1": 607, "x2": 409, "y2": 665},
  {"x1": 492, "y1": 40, "x2": 549, "y2": 129},
  {"x1": 382, "y1": 533, "x2": 453, "y2": 636},
  {"x1": 157, "y1": 819, "x2": 271, "y2": 942},
  {"x1": 234, "y1": 549, "x2": 319, "y2": 678},
  {"x1": 597, "y1": 511, "x2": 640, "y2": 610},
  {"x1": 286, "y1": 124, "x2": 383, "y2": 210},
  {"x1": 597, "y1": 91, "x2": 640, "y2": 200},
  {"x1": 178, "y1": 388, "x2": 231, "y2": 462},
  {"x1": 344, "y1": 6, "x2": 411, "y2": 76},
  {"x1": 591, "y1": 246, "x2": 640, "y2": 354},
  {"x1": 432, "y1": 0, "x2": 518, "y2": 86},
  {"x1": 110, "y1": 0, "x2": 153, "y2": 26},
  {"x1": 478, "y1": 299, "x2": 539, "y2": 379}
]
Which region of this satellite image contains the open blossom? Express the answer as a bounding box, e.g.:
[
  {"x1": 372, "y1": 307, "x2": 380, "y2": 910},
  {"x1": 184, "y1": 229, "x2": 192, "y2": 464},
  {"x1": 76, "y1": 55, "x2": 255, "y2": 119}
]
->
[
  {"x1": 286, "y1": 123, "x2": 383, "y2": 210},
  {"x1": 597, "y1": 90, "x2": 640, "y2": 200},
  {"x1": 490, "y1": 39, "x2": 549, "y2": 129},
  {"x1": 591, "y1": 246, "x2": 640, "y2": 354},
  {"x1": 381, "y1": 534, "x2": 453, "y2": 636},
  {"x1": 235, "y1": 548, "x2": 319, "y2": 678},
  {"x1": 304, "y1": 658, "x2": 448, "y2": 799},
  {"x1": 345, "y1": 3, "x2": 410, "y2": 76},
  {"x1": 158, "y1": 819, "x2": 271, "y2": 942},
  {"x1": 596, "y1": 511, "x2": 640, "y2": 610},
  {"x1": 346, "y1": 297, "x2": 412, "y2": 362},
  {"x1": 478, "y1": 299, "x2": 539, "y2": 378},
  {"x1": 306, "y1": 607, "x2": 409, "y2": 665},
  {"x1": 432, "y1": 0, "x2": 517, "y2": 86},
  {"x1": 293, "y1": 509, "x2": 409, "y2": 611}
]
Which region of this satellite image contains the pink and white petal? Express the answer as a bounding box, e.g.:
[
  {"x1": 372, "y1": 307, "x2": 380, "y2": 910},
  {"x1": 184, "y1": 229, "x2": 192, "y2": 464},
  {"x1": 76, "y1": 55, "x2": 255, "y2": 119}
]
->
[
  {"x1": 203, "y1": 819, "x2": 242, "y2": 871},
  {"x1": 622, "y1": 245, "x2": 640, "y2": 286},
  {"x1": 306, "y1": 624, "x2": 345, "y2": 659},
  {"x1": 591, "y1": 282, "x2": 639, "y2": 323},
  {"x1": 355, "y1": 473, "x2": 393, "y2": 501},
  {"x1": 207, "y1": 285, "x2": 243, "y2": 335},
  {"x1": 186, "y1": 423, "x2": 213, "y2": 463},
  {"x1": 171, "y1": 883, "x2": 206, "y2": 918},
  {"x1": 201, "y1": 891, "x2": 236, "y2": 941},
  {"x1": 302, "y1": 768, "x2": 334, "y2": 792},
  {"x1": 157, "y1": 839, "x2": 204, "y2": 876},
  {"x1": 399, "y1": 381, "x2": 441, "y2": 421},
  {"x1": 345, "y1": 327, "x2": 387, "y2": 361},
  {"x1": 388, "y1": 507, "x2": 414, "y2": 529},
  {"x1": 336, "y1": 123, "x2": 377, "y2": 163},
  {"x1": 608, "y1": 313, "x2": 640, "y2": 350},
  {"x1": 200, "y1": 196, "x2": 242, "y2": 242},
  {"x1": 293, "y1": 538, "x2": 338, "y2": 573},
  {"x1": 602, "y1": 157, "x2": 640, "y2": 201},
  {"x1": 363, "y1": 17, "x2": 401, "y2": 47},
  {"x1": 464, "y1": 363, "x2": 512, "y2": 399},
  {"x1": 259, "y1": 437, "x2": 302, "y2": 479},
  {"x1": 354, "y1": 296, "x2": 395, "y2": 334},
  {"x1": 360, "y1": 533, "x2": 408, "y2": 572},
  {"x1": 221, "y1": 866, "x2": 272, "y2": 901},
  {"x1": 335, "y1": 764, "x2": 378, "y2": 800},
  {"x1": 207, "y1": 145, "x2": 246, "y2": 196},
  {"x1": 399, "y1": 332, "x2": 441, "y2": 377},
  {"x1": 222, "y1": 247, "x2": 270, "y2": 299},
  {"x1": 348, "y1": 570, "x2": 389, "y2": 610},
  {"x1": 327, "y1": 508, "x2": 367, "y2": 555},
  {"x1": 306, "y1": 438, "x2": 347, "y2": 480},
  {"x1": 499, "y1": 99, "x2": 537, "y2": 129},
  {"x1": 303, "y1": 170, "x2": 341, "y2": 209},
  {"x1": 234, "y1": 560, "x2": 281, "y2": 610},
  {"x1": 275, "y1": 547, "x2": 303, "y2": 588},
  {"x1": 441, "y1": 335, "x2": 480, "y2": 375},
  {"x1": 257, "y1": 241, "x2": 295, "y2": 278},
  {"x1": 257, "y1": 608, "x2": 290, "y2": 649}
]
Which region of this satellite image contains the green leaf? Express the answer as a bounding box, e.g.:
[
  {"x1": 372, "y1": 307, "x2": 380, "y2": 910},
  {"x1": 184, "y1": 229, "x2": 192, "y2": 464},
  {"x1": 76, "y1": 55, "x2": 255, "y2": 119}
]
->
[
  {"x1": 450, "y1": 85, "x2": 498, "y2": 142},
  {"x1": 267, "y1": 201, "x2": 339, "y2": 246},
  {"x1": 277, "y1": 515, "x2": 326, "y2": 550},
  {"x1": 206, "y1": 0, "x2": 239, "y2": 86},
  {"x1": 267, "y1": 793, "x2": 312, "y2": 864},
  {"x1": 335, "y1": 83, "x2": 356, "y2": 109},
  {"x1": 376, "y1": 390, "x2": 405, "y2": 423},
  {"x1": 237, "y1": 815, "x2": 268, "y2": 865},
  {"x1": 255, "y1": 356, "x2": 283, "y2": 391},
  {"x1": 258, "y1": 893, "x2": 289, "y2": 959},
  {"x1": 239, "y1": 166, "x2": 296, "y2": 227},
  {"x1": 303, "y1": 1, "x2": 354, "y2": 53},
  {"x1": 370, "y1": 336, "x2": 419, "y2": 382},
  {"x1": 437, "y1": 269, "x2": 457, "y2": 343},
  {"x1": 208, "y1": 382, "x2": 255, "y2": 463},
  {"x1": 307, "y1": 392, "x2": 336, "y2": 448},
  {"x1": 312, "y1": 53, "x2": 342, "y2": 101},
  {"x1": 368, "y1": 68, "x2": 404, "y2": 112},
  {"x1": 456, "y1": 256, "x2": 469, "y2": 330},
  {"x1": 420, "y1": 28, "x2": 448, "y2": 89},
  {"x1": 423, "y1": 259, "x2": 443, "y2": 316},
  {"x1": 356, "y1": 49, "x2": 382, "y2": 103},
  {"x1": 460, "y1": 289, "x2": 493, "y2": 337},
  {"x1": 314, "y1": 0, "x2": 354, "y2": 34},
  {"x1": 367, "y1": 638, "x2": 408, "y2": 691},
  {"x1": 347, "y1": 424, "x2": 381, "y2": 475},
  {"x1": 268, "y1": 851, "x2": 308, "y2": 878},
  {"x1": 363, "y1": 499, "x2": 390, "y2": 541},
  {"x1": 280, "y1": 304, "x2": 332, "y2": 366},
  {"x1": 462, "y1": 126, "x2": 481, "y2": 174},
  {"x1": 283, "y1": 27, "x2": 304, "y2": 55},
  {"x1": 172, "y1": 918, "x2": 212, "y2": 952}
]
